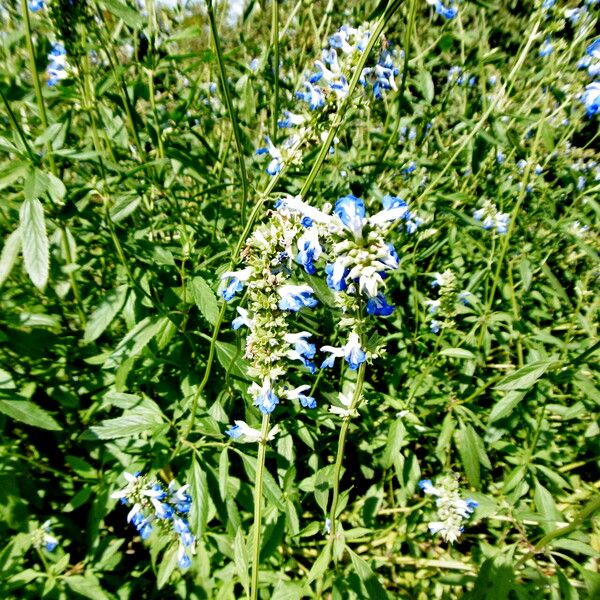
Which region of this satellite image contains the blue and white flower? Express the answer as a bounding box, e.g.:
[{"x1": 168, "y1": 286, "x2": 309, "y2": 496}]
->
[
  {"x1": 285, "y1": 384, "x2": 317, "y2": 409},
  {"x1": 419, "y1": 475, "x2": 478, "y2": 543},
  {"x1": 232, "y1": 306, "x2": 253, "y2": 330},
  {"x1": 250, "y1": 380, "x2": 280, "y2": 414},
  {"x1": 29, "y1": 0, "x2": 45, "y2": 11},
  {"x1": 296, "y1": 227, "x2": 323, "y2": 274},
  {"x1": 226, "y1": 420, "x2": 281, "y2": 443},
  {"x1": 277, "y1": 284, "x2": 318, "y2": 311},
  {"x1": 256, "y1": 136, "x2": 283, "y2": 175},
  {"x1": 220, "y1": 267, "x2": 252, "y2": 301},
  {"x1": 581, "y1": 81, "x2": 600, "y2": 117},
  {"x1": 285, "y1": 331, "x2": 316, "y2": 372},
  {"x1": 321, "y1": 332, "x2": 366, "y2": 370},
  {"x1": 427, "y1": 0, "x2": 458, "y2": 19},
  {"x1": 47, "y1": 42, "x2": 68, "y2": 87}
]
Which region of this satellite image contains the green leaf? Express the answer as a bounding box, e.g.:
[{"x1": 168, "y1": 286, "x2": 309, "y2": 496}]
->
[
  {"x1": 488, "y1": 390, "x2": 526, "y2": 423},
  {"x1": 191, "y1": 276, "x2": 219, "y2": 326},
  {"x1": 0, "y1": 399, "x2": 62, "y2": 431},
  {"x1": 83, "y1": 285, "x2": 128, "y2": 343},
  {"x1": 105, "y1": 316, "x2": 166, "y2": 368},
  {"x1": 382, "y1": 417, "x2": 406, "y2": 469},
  {"x1": 90, "y1": 406, "x2": 164, "y2": 439},
  {"x1": 439, "y1": 348, "x2": 476, "y2": 359},
  {"x1": 0, "y1": 228, "x2": 22, "y2": 287},
  {"x1": 156, "y1": 543, "x2": 179, "y2": 590},
  {"x1": 534, "y1": 480, "x2": 562, "y2": 533},
  {"x1": 456, "y1": 423, "x2": 480, "y2": 487},
  {"x1": 63, "y1": 574, "x2": 112, "y2": 600},
  {"x1": 347, "y1": 547, "x2": 389, "y2": 599},
  {"x1": 215, "y1": 341, "x2": 249, "y2": 381},
  {"x1": 188, "y1": 456, "x2": 209, "y2": 538},
  {"x1": 20, "y1": 197, "x2": 48, "y2": 290},
  {"x1": 100, "y1": 0, "x2": 145, "y2": 29},
  {"x1": 494, "y1": 361, "x2": 552, "y2": 391},
  {"x1": 232, "y1": 528, "x2": 249, "y2": 594},
  {"x1": 306, "y1": 543, "x2": 331, "y2": 584},
  {"x1": 418, "y1": 69, "x2": 435, "y2": 103}
]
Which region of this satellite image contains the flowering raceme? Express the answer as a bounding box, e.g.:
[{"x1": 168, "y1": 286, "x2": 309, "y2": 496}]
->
[
  {"x1": 111, "y1": 472, "x2": 195, "y2": 568},
  {"x1": 221, "y1": 206, "x2": 319, "y2": 435},
  {"x1": 419, "y1": 474, "x2": 478, "y2": 543}
]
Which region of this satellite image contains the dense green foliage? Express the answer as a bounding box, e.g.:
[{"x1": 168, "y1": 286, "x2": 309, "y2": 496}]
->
[{"x1": 0, "y1": 0, "x2": 598, "y2": 598}]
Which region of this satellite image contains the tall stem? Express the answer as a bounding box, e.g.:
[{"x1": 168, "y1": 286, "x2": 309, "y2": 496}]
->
[
  {"x1": 250, "y1": 414, "x2": 270, "y2": 600},
  {"x1": 206, "y1": 0, "x2": 249, "y2": 226},
  {"x1": 20, "y1": 0, "x2": 56, "y2": 174},
  {"x1": 327, "y1": 361, "x2": 367, "y2": 545},
  {"x1": 271, "y1": 0, "x2": 280, "y2": 140}
]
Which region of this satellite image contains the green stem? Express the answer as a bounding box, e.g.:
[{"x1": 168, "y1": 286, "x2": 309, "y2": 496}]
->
[
  {"x1": 515, "y1": 495, "x2": 600, "y2": 568},
  {"x1": 20, "y1": 0, "x2": 57, "y2": 174},
  {"x1": 379, "y1": 0, "x2": 418, "y2": 163},
  {"x1": 271, "y1": 0, "x2": 280, "y2": 140},
  {"x1": 250, "y1": 414, "x2": 271, "y2": 600},
  {"x1": 206, "y1": 0, "x2": 249, "y2": 226},
  {"x1": 328, "y1": 360, "x2": 367, "y2": 549}
]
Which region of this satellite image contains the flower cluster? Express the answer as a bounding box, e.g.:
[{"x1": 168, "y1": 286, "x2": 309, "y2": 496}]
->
[
  {"x1": 47, "y1": 42, "x2": 69, "y2": 87},
  {"x1": 425, "y1": 269, "x2": 467, "y2": 333},
  {"x1": 419, "y1": 475, "x2": 478, "y2": 543},
  {"x1": 111, "y1": 472, "x2": 195, "y2": 569},
  {"x1": 473, "y1": 199, "x2": 510, "y2": 234},
  {"x1": 221, "y1": 207, "x2": 318, "y2": 423},
  {"x1": 426, "y1": 0, "x2": 458, "y2": 20},
  {"x1": 277, "y1": 193, "x2": 408, "y2": 372},
  {"x1": 31, "y1": 520, "x2": 58, "y2": 552},
  {"x1": 256, "y1": 24, "x2": 400, "y2": 175}
]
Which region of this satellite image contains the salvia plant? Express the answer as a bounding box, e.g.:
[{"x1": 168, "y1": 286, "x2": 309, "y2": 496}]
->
[{"x1": 0, "y1": 0, "x2": 599, "y2": 599}]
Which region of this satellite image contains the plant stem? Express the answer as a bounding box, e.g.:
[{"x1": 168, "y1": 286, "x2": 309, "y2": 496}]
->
[
  {"x1": 206, "y1": 0, "x2": 249, "y2": 226},
  {"x1": 20, "y1": 0, "x2": 56, "y2": 174},
  {"x1": 250, "y1": 413, "x2": 270, "y2": 600},
  {"x1": 328, "y1": 361, "x2": 367, "y2": 547},
  {"x1": 271, "y1": 0, "x2": 280, "y2": 140}
]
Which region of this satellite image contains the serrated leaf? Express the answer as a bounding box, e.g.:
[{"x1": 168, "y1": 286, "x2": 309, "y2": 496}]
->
[
  {"x1": 347, "y1": 547, "x2": 389, "y2": 599},
  {"x1": 64, "y1": 574, "x2": 111, "y2": 600},
  {"x1": 0, "y1": 399, "x2": 62, "y2": 430},
  {"x1": 488, "y1": 390, "x2": 525, "y2": 423},
  {"x1": 188, "y1": 456, "x2": 209, "y2": 538},
  {"x1": 90, "y1": 406, "x2": 164, "y2": 439},
  {"x1": 456, "y1": 423, "x2": 480, "y2": 487},
  {"x1": 101, "y1": 0, "x2": 145, "y2": 29},
  {"x1": 440, "y1": 348, "x2": 476, "y2": 359},
  {"x1": 0, "y1": 228, "x2": 22, "y2": 287},
  {"x1": 20, "y1": 197, "x2": 48, "y2": 290},
  {"x1": 156, "y1": 543, "x2": 179, "y2": 590},
  {"x1": 494, "y1": 361, "x2": 552, "y2": 391},
  {"x1": 306, "y1": 543, "x2": 331, "y2": 584},
  {"x1": 191, "y1": 276, "x2": 219, "y2": 326},
  {"x1": 233, "y1": 528, "x2": 249, "y2": 594},
  {"x1": 84, "y1": 285, "x2": 128, "y2": 343},
  {"x1": 105, "y1": 316, "x2": 166, "y2": 368},
  {"x1": 215, "y1": 341, "x2": 249, "y2": 381}
]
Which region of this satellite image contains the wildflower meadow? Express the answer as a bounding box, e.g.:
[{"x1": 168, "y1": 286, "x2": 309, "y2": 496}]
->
[{"x1": 1, "y1": 0, "x2": 599, "y2": 598}]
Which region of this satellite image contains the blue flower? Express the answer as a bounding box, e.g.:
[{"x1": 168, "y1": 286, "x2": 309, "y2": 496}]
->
[
  {"x1": 285, "y1": 385, "x2": 317, "y2": 409},
  {"x1": 581, "y1": 82, "x2": 600, "y2": 117},
  {"x1": 366, "y1": 293, "x2": 395, "y2": 316},
  {"x1": 295, "y1": 82, "x2": 325, "y2": 110},
  {"x1": 232, "y1": 307, "x2": 253, "y2": 330},
  {"x1": 251, "y1": 381, "x2": 279, "y2": 414},
  {"x1": 586, "y1": 38, "x2": 600, "y2": 60},
  {"x1": 285, "y1": 332, "x2": 316, "y2": 372},
  {"x1": 255, "y1": 136, "x2": 282, "y2": 175},
  {"x1": 29, "y1": 0, "x2": 44, "y2": 11},
  {"x1": 325, "y1": 260, "x2": 349, "y2": 292},
  {"x1": 277, "y1": 284, "x2": 318, "y2": 311},
  {"x1": 277, "y1": 110, "x2": 304, "y2": 128},
  {"x1": 321, "y1": 333, "x2": 366, "y2": 371},
  {"x1": 220, "y1": 267, "x2": 252, "y2": 301},
  {"x1": 428, "y1": 0, "x2": 457, "y2": 19},
  {"x1": 418, "y1": 479, "x2": 440, "y2": 495},
  {"x1": 296, "y1": 227, "x2": 322, "y2": 274},
  {"x1": 47, "y1": 42, "x2": 68, "y2": 87},
  {"x1": 334, "y1": 194, "x2": 365, "y2": 237},
  {"x1": 539, "y1": 37, "x2": 553, "y2": 57}
]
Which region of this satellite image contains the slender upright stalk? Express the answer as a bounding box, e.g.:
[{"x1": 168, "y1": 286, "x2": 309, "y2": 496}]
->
[
  {"x1": 327, "y1": 361, "x2": 367, "y2": 545},
  {"x1": 206, "y1": 0, "x2": 249, "y2": 225},
  {"x1": 271, "y1": 0, "x2": 280, "y2": 140},
  {"x1": 250, "y1": 413, "x2": 271, "y2": 600},
  {"x1": 20, "y1": 0, "x2": 56, "y2": 174}
]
